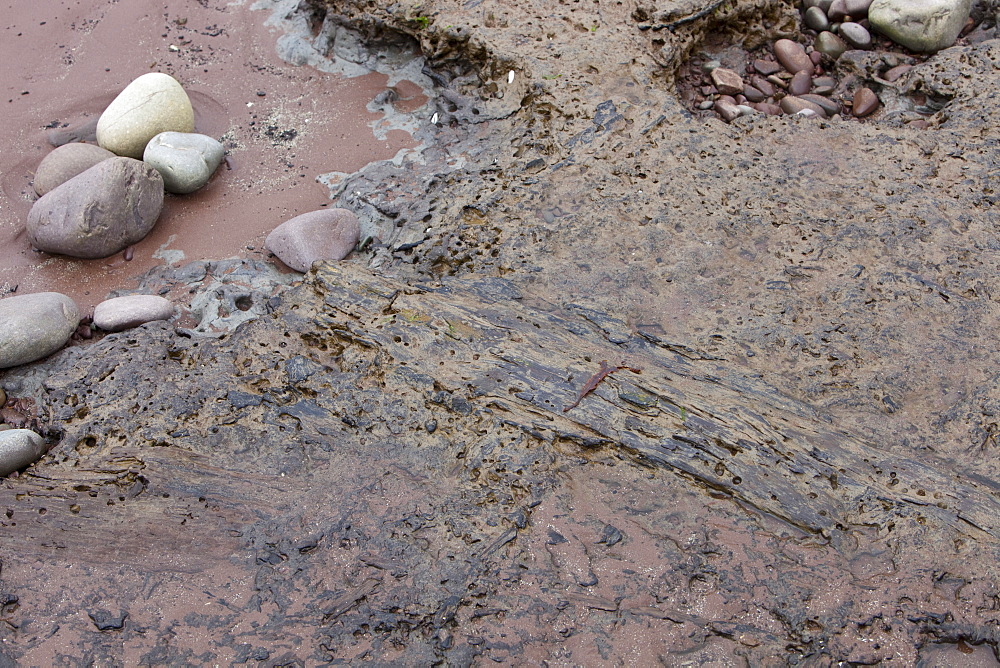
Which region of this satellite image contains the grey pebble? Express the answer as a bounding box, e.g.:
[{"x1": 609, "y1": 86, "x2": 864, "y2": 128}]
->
[
  {"x1": 805, "y1": 6, "x2": 831, "y2": 31},
  {"x1": 265, "y1": 208, "x2": 361, "y2": 273},
  {"x1": 0, "y1": 429, "x2": 47, "y2": 477},
  {"x1": 143, "y1": 132, "x2": 225, "y2": 194},
  {"x1": 0, "y1": 292, "x2": 79, "y2": 369},
  {"x1": 839, "y1": 22, "x2": 872, "y2": 49},
  {"x1": 93, "y1": 295, "x2": 175, "y2": 332}
]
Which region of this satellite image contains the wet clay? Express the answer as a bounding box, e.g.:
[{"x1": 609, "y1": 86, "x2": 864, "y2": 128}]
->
[{"x1": 0, "y1": 0, "x2": 423, "y2": 310}]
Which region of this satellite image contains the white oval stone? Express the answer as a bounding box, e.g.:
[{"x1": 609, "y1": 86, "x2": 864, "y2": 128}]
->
[
  {"x1": 0, "y1": 430, "x2": 47, "y2": 477},
  {"x1": 93, "y1": 295, "x2": 175, "y2": 332},
  {"x1": 97, "y1": 73, "x2": 195, "y2": 159},
  {"x1": 868, "y1": 0, "x2": 972, "y2": 53},
  {"x1": 143, "y1": 132, "x2": 225, "y2": 194},
  {"x1": 0, "y1": 292, "x2": 79, "y2": 369}
]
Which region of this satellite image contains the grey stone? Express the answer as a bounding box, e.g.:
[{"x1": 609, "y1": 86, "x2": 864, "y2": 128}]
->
[
  {"x1": 814, "y1": 31, "x2": 849, "y2": 59},
  {"x1": 800, "y1": 94, "x2": 842, "y2": 115},
  {"x1": 27, "y1": 157, "x2": 164, "y2": 259},
  {"x1": 97, "y1": 73, "x2": 195, "y2": 159},
  {"x1": 805, "y1": 6, "x2": 831, "y2": 31},
  {"x1": 33, "y1": 143, "x2": 116, "y2": 196},
  {"x1": 265, "y1": 208, "x2": 361, "y2": 273},
  {"x1": 93, "y1": 295, "x2": 175, "y2": 332},
  {"x1": 0, "y1": 292, "x2": 79, "y2": 369},
  {"x1": 839, "y1": 22, "x2": 873, "y2": 49},
  {"x1": 780, "y1": 95, "x2": 829, "y2": 117},
  {"x1": 868, "y1": 0, "x2": 972, "y2": 52},
  {"x1": 143, "y1": 132, "x2": 225, "y2": 194},
  {"x1": 0, "y1": 430, "x2": 47, "y2": 477}
]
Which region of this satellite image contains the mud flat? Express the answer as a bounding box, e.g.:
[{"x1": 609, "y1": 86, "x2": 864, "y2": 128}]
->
[{"x1": 1, "y1": 0, "x2": 1000, "y2": 663}]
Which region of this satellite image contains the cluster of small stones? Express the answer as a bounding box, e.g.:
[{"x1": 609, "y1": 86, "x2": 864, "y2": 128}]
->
[{"x1": 684, "y1": 0, "x2": 973, "y2": 124}]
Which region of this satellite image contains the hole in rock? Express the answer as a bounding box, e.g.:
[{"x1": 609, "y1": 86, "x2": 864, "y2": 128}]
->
[{"x1": 0, "y1": 0, "x2": 433, "y2": 310}]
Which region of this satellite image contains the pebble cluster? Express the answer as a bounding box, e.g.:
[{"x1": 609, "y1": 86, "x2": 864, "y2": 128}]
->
[
  {"x1": 685, "y1": 0, "x2": 973, "y2": 123},
  {"x1": 0, "y1": 71, "x2": 362, "y2": 476}
]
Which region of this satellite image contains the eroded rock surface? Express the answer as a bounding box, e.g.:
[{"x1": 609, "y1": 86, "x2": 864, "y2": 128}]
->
[{"x1": 2, "y1": 0, "x2": 1000, "y2": 663}]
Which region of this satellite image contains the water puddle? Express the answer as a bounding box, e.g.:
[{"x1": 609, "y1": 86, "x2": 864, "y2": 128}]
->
[{"x1": 0, "y1": 0, "x2": 431, "y2": 310}]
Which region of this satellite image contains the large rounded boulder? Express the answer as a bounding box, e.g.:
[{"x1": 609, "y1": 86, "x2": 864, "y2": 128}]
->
[
  {"x1": 96, "y1": 72, "x2": 195, "y2": 159},
  {"x1": 27, "y1": 157, "x2": 165, "y2": 259}
]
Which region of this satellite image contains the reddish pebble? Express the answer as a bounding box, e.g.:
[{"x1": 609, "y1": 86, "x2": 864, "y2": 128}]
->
[
  {"x1": 752, "y1": 76, "x2": 776, "y2": 97},
  {"x1": 883, "y1": 64, "x2": 912, "y2": 82},
  {"x1": 810, "y1": 50, "x2": 823, "y2": 65},
  {"x1": 853, "y1": 87, "x2": 879, "y2": 117},
  {"x1": 753, "y1": 59, "x2": 782, "y2": 75},
  {"x1": 714, "y1": 99, "x2": 741, "y2": 122},
  {"x1": 774, "y1": 39, "x2": 813, "y2": 74},
  {"x1": 779, "y1": 95, "x2": 828, "y2": 117},
  {"x1": 909, "y1": 119, "x2": 930, "y2": 129},
  {"x1": 755, "y1": 102, "x2": 783, "y2": 116},
  {"x1": 710, "y1": 68, "x2": 744, "y2": 96},
  {"x1": 743, "y1": 85, "x2": 766, "y2": 103},
  {"x1": 790, "y1": 71, "x2": 812, "y2": 95}
]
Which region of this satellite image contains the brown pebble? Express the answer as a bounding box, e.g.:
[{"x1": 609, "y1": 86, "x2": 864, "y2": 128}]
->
[
  {"x1": 124, "y1": 246, "x2": 134, "y2": 261},
  {"x1": 743, "y1": 85, "x2": 766, "y2": 103},
  {"x1": 810, "y1": 50, "x2": 823, "y2": 65},
  {"x1": 766, "y1": 75, "x2": 787, "y2": 89},
  {"x1": 714, "y1": 99, "x2": 741, "y2": 122},
  {"x1": 752, "y1": 76, "x2": 776, "y2": 97},
  {"x1": 753, "y1": 59, "x2": 782, "y2": 75},
  {"x1": 908, "y1": 119, "x2": 930, "y2": 129},
  {"x1": 853, "y1": 87, "x2": 879, "y2": 117},
  {"x1": 774, "y1": 39, "x2": 813, "y2": 74},
  {"x1": 883, "y1": 64, "x2": 912, "y2": 82},
  {"x1": 779, "y1": 95, "x2": 828, "y2": 117},
  {"x1": 755, "y1": 102, "x2": 783, "y2": 115},
  {"x1": 790, "y1": 71, "x2": 812, "y2": 96},
  {"x1": 0, "y1": 388, "x2": 6, "y2": 410},
  {"x1": 717, "y1": 94, "x2": 737, "y2": 105},
  {"x1": 78, "y1": 325, "x2": 92, "y2": 340},
  {"x1": 710, "y1": 68, "x2": 744, "y2": 96}
]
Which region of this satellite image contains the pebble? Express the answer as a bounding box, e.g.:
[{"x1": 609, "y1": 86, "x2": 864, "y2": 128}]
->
[
  {"x1": 710, "y1": 68, "x2": 744, "y2": 96},
  {"x1": 868, "y1": 0, "x2": 972, "y2": 52},
  {"x1": 143, "y1": 132, "x2": 225, "y2": 194},
  {"x1": 33, "y1": 143, "x2": 116, "y2": 196},
  {"x1": 97, "y1": 73, "x2": 195, "y2": 159},
  {"x1": 756, "y1": 102, "x2": 784, "y2": 115},
  {"x1": 800, "y1": 93, "x2": 842, "y2": 115},
  {"x1": 752, "y1": 76, "x2": 777, "y2": 97},
  {"x1": 805, "y1": 6, "x2": 831, "y2": 31},
  {"x1": 845, "y1": 0, "x2": 875, "y2": 17},
  {"x1": 812, "y1": 76, "x2": 838, "y2": 94},
  {"x1": 698, "y1": 100, "x2": 715, "y2": 110},
  {"x1": 753, "y1": 59, "x2": 783, "y2": 75},
  {"x1": 714, "y1": 99, "x2": 741, "y2": 122},
  {"x1": 774, "y1": 39, "x2": 814, "y2": 74},
  {"x1": 743, "y1": 85, "x2": 766, "y2": 103},
  {"x1": 93, "y1": 295, "x2": 175, "y2": 332},
  {"x1": 0, "y1": 430, "x2": 47, "y2": 477},
  {"x1": 883, "y1": 64, "x2": 913, "y2": 82},
  {"x1": 804, "y1": 0, "x2": 833, "y2": 13},
  {"x1": 814, "y1": 31, "x2": 849, "y2": 59},
  {"x1": 265, "y1": 208, "x2": 361, "y2": 273},
  {"x1": 780, "y1": 95, "x2": 828, "y2": 117},
  {"x1": 27, "y1": 157, "x2": 164, "y2": 259},
  {"x1": 0, "y1": 292, "x2": 79, "y2": 369},
  {"x1": 827, "y1": 0, "x2": 848, "y2": 21},
  {"x1": 790, "y1": 71, "x2": 813, "y2": 95},
  {"x1": 853, "y1": 87, "x2": 880, "y2": 117},
  {"x1": 839, "y1": 22, "x2": 873, "y2": 49}
]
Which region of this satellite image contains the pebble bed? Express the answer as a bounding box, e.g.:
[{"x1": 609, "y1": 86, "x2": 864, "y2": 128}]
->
[{"x1": 678, "y1": 0, "x2": 978, "y2": 125}]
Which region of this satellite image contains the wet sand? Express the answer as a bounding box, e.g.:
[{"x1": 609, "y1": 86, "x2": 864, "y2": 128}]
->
[{"x1": 0, "y1": 0, "x2": 423, "y2": 310}]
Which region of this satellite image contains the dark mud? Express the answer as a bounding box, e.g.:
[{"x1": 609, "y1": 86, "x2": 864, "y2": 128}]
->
[{"x1": 2, "y1": 0, "x2": 1000, "y2": 663}]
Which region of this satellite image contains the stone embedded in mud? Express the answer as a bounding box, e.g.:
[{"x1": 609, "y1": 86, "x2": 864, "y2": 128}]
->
[
  {"x1": 710, "y1": 68, "x2": 744, "y2": 96},
  {"x1": 143, "y1": 131, "x2": 225, "y2": 194},
  {"x1": 27, "y1": 157, "x2": 164, "y2": 259},
  {"x1": 33, "y1": 142, "x2": 116, "y2": 196},
  {"x1": 265, "y1": 208, "x2": 361, "y2": 273},
  {"x1": 868, "y1": 0, "x2": 972, "y2": 53},
  {"x1": 93, "y1": 295, "x2": 175, "y2": 332},
  {"x1": 814, "y1": 31, "x2": 849, "y2": 59},
  {"x1": 97, "y1": 72, "x2": 195, "y2": 159},
  {"x1": 853, "y1": 87, "x2": 880, "y2": 117},
  {"x1": 774, "y1": 39, "x2": 813, "y2": 74},
  {"x1": 0, "y1": 429, "x2": 47, "y2": 477},
  {"x1": 0, "y1": 292, "x2": 79, "y2": 369}
]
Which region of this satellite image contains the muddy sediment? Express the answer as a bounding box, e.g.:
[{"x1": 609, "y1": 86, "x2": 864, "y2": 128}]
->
[{"x1": 1, "y1": 0, "x2": 1000, "y2": 663}]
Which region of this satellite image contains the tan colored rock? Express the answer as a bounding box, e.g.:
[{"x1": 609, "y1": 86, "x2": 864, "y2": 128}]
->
[
  {"x1": 33, "y1": 143, "x2": 116, "y2": 196},
  {"x1": 710, "y1": 68, "x2": 744, "y2": 96},
  {"x1": 97, "y1": 73, "x2": 195, "y2": 159}
]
